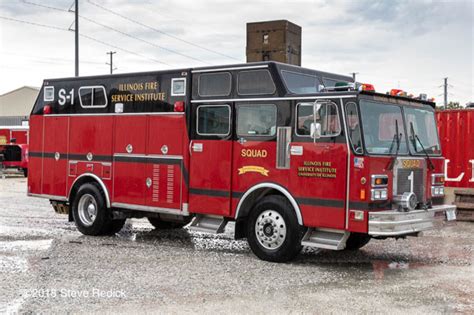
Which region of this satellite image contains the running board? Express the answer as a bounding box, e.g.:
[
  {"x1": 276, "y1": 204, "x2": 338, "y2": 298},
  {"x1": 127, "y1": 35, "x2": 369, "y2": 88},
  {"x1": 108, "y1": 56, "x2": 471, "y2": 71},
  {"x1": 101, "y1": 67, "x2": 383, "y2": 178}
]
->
[
  {"x1": 301, "y1": 228, "x2": 350, "y2": 250},
  {"x1": 188, "y1": 215, "x2": 227, "y2": 234}
]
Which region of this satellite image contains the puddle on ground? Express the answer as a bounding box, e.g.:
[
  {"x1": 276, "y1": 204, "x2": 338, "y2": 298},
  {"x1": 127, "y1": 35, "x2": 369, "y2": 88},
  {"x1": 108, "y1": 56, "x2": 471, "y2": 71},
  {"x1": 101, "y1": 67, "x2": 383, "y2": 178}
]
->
[
  {"x1": 371, "y1": 260, "x2": 426, "y2": 280},
  {"x1": 0, "y1": 239, "x2": 53, "y2": 252}
]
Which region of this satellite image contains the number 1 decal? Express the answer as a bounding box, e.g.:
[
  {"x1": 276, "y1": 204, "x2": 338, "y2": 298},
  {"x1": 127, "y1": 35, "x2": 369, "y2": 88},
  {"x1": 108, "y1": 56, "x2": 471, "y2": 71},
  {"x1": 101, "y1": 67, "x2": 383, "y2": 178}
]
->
[{"x1": 408, "y1": 171, "x2": 414, "y2": 193}]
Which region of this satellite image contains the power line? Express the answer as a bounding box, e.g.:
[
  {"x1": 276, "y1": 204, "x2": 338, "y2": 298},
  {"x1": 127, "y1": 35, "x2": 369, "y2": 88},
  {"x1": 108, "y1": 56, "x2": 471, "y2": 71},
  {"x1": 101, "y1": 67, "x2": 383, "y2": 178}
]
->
[
  {"x1": 79, "y1": 15, "x2": 210, "y2": 64},
  {"x1": 0, "y1": 15, "x2": 170, "y2": 66},
  {"x1": 86, "y1": 0, "x2": 241, "y2": 62},
  {"x1": 20, "y1": 0, "x2": 210, "y2": 64},
  {"x1": 0, "y1": 51, "x2": 104, "y2": 65}
]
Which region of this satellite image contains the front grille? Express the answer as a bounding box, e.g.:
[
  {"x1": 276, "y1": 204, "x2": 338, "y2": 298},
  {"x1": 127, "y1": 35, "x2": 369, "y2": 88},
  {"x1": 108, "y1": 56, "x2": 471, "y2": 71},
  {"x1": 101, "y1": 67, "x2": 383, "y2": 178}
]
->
[{"x1": 394, "y1": 159, "x2": 426, "y2": 205}]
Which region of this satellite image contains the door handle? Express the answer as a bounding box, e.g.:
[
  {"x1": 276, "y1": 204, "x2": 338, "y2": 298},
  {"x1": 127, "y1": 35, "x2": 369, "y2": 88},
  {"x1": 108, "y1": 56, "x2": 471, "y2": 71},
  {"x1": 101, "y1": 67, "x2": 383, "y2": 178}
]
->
[{"x1": 192, "y1": 142, "x2": 203, "y2": 152}]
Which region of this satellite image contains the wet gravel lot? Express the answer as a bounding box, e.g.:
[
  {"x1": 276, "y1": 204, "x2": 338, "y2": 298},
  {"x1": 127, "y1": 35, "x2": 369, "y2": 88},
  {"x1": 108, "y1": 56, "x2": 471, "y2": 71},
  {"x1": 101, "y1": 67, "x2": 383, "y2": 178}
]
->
[{"x1": 0, "y1": 175, "x2": 473, "y2": 314}]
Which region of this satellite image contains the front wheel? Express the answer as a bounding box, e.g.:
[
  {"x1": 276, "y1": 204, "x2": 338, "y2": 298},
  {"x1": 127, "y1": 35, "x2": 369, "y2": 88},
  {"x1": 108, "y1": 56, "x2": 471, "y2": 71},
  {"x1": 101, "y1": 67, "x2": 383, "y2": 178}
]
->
[
  {"x1": 247, "y1": 195, "x2": 303, "y2": 262},
  {"x1": 344, "y1": 233, "x2": 371, "y2": 250}
]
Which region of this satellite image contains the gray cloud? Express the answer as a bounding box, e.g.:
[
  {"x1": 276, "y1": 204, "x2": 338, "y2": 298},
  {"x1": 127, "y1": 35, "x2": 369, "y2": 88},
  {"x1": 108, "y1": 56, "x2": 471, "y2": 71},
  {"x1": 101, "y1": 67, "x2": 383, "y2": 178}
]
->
[{"x1": 0, "y1": 0, "x2": 472, "y2": 104}]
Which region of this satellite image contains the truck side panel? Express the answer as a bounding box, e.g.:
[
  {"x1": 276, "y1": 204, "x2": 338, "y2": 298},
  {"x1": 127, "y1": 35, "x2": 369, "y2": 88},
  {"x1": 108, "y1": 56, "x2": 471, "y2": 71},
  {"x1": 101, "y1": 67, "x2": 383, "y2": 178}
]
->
[
  {"x1": 42, "y1": 116, "x2": 68, "y2": 197},
  {"x1": 27, "y1": 116, "x2": 43, "y2": 195}
]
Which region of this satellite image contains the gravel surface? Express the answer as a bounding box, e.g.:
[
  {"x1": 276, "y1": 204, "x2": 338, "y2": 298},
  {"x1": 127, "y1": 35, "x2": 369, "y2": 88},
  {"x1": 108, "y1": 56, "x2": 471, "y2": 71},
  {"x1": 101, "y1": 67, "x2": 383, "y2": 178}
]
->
[{"x1": 0, "y1": 175, "x2": 473, "y2": 314}]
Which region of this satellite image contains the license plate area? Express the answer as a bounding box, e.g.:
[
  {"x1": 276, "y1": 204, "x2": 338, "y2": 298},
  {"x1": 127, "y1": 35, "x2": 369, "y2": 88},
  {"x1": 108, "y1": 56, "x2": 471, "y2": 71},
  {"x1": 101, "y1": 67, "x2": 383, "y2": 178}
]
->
[{"x1": 446, "y1": 209, "x2": 456, "y2": 221}]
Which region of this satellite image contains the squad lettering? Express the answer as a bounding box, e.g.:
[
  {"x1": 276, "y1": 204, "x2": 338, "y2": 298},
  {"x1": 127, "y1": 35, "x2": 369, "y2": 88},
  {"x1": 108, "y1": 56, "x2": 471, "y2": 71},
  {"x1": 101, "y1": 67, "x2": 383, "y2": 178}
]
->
[{"x1": 241, "y1": 149, "x2": 268, "y2": 158}]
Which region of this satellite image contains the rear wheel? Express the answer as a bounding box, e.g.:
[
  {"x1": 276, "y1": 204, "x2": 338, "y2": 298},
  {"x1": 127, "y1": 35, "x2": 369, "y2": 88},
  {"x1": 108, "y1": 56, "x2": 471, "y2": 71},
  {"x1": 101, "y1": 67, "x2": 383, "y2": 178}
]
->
[
  {"x1": 72, "y1": 183, "x2": 123, "y2": 235},
  {"x1": 247, "y1": 195, "x2": 303, "y2": 262},
  {"x1": 344, "y1": 233, "x2": 371, "y2": 250}
]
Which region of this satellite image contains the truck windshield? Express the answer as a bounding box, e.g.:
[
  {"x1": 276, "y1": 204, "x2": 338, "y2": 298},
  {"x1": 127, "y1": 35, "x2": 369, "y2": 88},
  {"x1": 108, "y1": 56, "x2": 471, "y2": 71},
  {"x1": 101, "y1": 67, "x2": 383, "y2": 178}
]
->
[
  {"x1": 405, "y1": 107, "x2": 441, "y2": 155},
  {"x1": 359, "y1": 100, "x2": 408, "y2": 155}
]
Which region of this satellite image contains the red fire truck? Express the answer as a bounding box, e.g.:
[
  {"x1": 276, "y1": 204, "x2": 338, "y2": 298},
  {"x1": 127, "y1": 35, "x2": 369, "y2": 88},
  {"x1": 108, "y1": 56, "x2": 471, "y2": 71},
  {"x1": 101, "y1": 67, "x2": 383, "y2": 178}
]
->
[
  {"x1": 0, "y1": 126, "x2": 29, "y2": 177},
  {"x1": 27, "y1": 62, "x2": 456, "y2": 262}
]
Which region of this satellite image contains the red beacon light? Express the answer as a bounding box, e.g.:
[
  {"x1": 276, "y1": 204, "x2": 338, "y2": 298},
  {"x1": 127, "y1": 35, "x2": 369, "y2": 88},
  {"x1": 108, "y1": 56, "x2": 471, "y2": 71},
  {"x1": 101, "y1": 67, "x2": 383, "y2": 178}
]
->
[
  {"x1": 360, "y1": 83, "x2": 375, "y2": 92},
  {"x1": 174, "y1": 101, "x2": 185, "y2": 112},
  {"x1": 390, "y1": 89, "x2": 407, "y2": 97},
  {"x1": 43, "y1": 105, "x2": 52, "y2": 115}
]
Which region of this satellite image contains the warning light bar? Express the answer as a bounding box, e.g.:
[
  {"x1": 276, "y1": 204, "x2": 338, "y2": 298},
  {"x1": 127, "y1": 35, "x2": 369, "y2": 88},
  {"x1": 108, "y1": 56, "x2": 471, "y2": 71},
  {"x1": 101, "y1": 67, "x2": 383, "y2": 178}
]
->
[
  {"x1": 390, "y1": 89, "x2": 407, "y2": 97},
  {"x1": 359, "y1": 83, "x2": 375, "y2": 92}
]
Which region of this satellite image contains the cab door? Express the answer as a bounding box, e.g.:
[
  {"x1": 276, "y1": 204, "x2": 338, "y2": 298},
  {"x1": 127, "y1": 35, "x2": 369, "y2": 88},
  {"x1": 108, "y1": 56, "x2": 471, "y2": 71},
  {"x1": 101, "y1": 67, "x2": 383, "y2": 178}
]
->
[
  {"x1": 290, "y1": 99, "x2": 348, "y2": 230},
  {"x1": 188, "y1": 104, "x2": 233, "y2": 216}
]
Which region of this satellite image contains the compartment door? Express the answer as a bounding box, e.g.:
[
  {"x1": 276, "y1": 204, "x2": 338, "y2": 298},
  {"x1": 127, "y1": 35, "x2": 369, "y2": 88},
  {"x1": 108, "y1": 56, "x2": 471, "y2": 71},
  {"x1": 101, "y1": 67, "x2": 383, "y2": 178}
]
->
[
  {"x1": 42, "y1": 116, "x2": 69, "y2": 197},
  {"x1": 145, "y1": 114, "x2": 186, "y2": 211},
  {"x1": 112, "y1": 115, "x2": 147, "y2": 206}
]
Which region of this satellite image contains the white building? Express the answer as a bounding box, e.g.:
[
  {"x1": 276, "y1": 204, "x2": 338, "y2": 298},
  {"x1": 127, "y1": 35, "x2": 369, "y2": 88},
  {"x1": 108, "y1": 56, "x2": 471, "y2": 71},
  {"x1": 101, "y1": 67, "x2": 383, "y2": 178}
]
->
[{"x1": 0, "y1": 86, "x2": 40, "y2": 126}]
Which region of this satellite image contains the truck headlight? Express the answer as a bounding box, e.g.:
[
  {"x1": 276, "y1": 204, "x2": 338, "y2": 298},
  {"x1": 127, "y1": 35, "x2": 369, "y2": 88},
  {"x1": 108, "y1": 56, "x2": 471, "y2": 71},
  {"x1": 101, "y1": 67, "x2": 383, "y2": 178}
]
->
[
  {"x1": 371, "y1": 188, "x2": 388, "y2": 201},
  {"x1": 431, "y1": 174, "x2": 445, "y2": 197}
]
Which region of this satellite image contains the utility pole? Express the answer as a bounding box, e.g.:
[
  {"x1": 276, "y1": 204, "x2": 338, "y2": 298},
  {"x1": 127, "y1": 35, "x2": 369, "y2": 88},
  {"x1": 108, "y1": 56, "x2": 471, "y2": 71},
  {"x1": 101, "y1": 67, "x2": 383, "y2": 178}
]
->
[
  {"x1": 350, "y1": 72, "x2": 358, "y2": 83},
  {"x1": 443, "y1": 77, "x2": 448, "y2": 107},
  {"x1": 106, "y1": 51, "x2": 117, "y2": 74},
  {"x1": 75, "y1": 0, "x2": 79, "y2": 77}
]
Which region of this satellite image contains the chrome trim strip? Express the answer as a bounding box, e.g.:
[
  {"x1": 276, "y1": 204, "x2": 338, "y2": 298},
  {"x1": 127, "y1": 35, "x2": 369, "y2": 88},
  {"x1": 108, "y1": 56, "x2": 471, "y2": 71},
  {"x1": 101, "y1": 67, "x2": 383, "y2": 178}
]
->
[
  {"x1": 113, "y1": 153, "x2": 183, "y2": 160},
  {"x1": 112, "y1": 202, "x2": 186, "y2": 216},
  {"x1": 45, "y1": 112, "x2": 185, "y2": 117},
  {"x1": 192, "y1": 65, "x2": 268, "y2": 73},
  {"x1": 368, "y1": 204, "x2": 456, "y2": 236},
  {"x1": 68, "y1": 173, "x2": 111, "y2": 208},
  {"x1": 191, "y1": 95, "x2": 356, "y2": 103},
  {"x1": 0, "y1": 126, "x2": 29, "y2": 130},
  {"x1": 28, "y1": 193, "x2": 68, "y2": 202},
  {"x1": 234, "y1": 183, "x2": 303, "y2": 225},
  {"x1": 339, "y1": 98, "x2": 351, "y2": 229}
]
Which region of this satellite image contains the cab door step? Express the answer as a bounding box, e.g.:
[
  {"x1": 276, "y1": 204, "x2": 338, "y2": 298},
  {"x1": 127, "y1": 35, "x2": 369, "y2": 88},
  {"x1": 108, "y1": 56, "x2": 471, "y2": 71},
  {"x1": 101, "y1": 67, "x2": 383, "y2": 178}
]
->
[
  {"x1": 301, "y1": 228, "x2": 350, "y2": 250},
  {"x1": 188, "y1": 214, "x2": 227, "y2": 234}
]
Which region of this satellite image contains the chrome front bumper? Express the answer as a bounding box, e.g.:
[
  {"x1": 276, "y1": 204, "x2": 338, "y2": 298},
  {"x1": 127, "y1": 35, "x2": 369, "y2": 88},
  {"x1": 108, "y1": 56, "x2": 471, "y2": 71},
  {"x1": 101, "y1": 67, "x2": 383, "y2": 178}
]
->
[{"x1": 368, "y1": 204, "x2": 456, "y2": 237}]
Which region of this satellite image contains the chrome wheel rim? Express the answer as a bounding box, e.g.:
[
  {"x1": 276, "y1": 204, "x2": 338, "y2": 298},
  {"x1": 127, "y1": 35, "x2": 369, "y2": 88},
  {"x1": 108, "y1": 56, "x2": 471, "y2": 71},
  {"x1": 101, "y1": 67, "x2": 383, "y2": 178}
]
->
[
  {"x1": 78, "y1": 194, "x2": 98, "y2": 227},
  {"x1": 255, "y1": 210, "x2": 287, "y2": 250}
]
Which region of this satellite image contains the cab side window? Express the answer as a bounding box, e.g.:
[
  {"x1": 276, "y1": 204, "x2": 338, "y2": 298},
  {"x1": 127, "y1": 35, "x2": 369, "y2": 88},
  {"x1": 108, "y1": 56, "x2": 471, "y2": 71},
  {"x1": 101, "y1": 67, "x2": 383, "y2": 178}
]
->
[
  {"x1": 345, "y1": 102, "x2": 363, "y2": 154},
  {"x1": 197, "y1": 105, "x2": 231, "y2": 136},
  {"x1": 296, "y1": 102, "x2": 341, "y2": 137},
  {"x1": 237, "y1": 104, "x2": 277, "y2": 137}
]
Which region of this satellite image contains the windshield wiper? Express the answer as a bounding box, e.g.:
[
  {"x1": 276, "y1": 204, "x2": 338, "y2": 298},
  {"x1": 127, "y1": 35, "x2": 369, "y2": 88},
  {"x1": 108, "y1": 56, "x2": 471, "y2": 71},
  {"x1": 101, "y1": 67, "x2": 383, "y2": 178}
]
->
[
  {"x1": 410, "y1": 122, "x2": 435, "y2": 170},
  {"x1": 387, "y1": 119, "x2": 401, "y2": 170}
]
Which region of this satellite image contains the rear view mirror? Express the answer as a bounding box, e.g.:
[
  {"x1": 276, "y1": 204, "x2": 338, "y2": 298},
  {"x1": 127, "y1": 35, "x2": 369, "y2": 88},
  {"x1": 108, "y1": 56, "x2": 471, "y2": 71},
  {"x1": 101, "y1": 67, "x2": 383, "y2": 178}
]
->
[{"x1": 310, "y1": 122, "x2": 321, "y2": 140}]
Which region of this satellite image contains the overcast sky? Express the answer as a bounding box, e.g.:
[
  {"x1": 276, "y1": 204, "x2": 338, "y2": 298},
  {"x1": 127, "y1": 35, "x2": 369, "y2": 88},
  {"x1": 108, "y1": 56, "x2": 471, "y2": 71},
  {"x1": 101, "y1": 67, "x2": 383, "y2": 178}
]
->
[{"x1": 0, "y1": 0, "x2": 472, "y2": 105}]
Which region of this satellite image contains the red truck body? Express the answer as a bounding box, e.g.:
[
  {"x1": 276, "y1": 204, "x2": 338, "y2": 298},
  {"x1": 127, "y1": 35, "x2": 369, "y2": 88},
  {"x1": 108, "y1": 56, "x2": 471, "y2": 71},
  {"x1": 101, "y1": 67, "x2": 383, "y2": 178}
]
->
[
  {"x1": 436, "y1": 109, "x2": 474, "y2": 189},
  {"x1": 26, "y1": 62, "x2": 455, "y2": 262}
]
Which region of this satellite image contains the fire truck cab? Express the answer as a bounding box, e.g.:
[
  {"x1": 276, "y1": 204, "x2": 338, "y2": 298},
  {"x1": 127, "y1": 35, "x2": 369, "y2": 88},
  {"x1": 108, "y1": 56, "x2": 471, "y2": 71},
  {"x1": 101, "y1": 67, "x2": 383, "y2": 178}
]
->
[{"x1": 28, "y1": 62, "x2": 456, "y2": 262}]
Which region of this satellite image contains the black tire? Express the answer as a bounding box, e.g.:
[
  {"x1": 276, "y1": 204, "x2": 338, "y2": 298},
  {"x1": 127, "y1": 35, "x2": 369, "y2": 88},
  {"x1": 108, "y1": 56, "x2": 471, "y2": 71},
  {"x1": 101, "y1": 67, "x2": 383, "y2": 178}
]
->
[
  {"x1": 247, "y1": 195, "x2": 303, "y2": 262},
  {"x1": 147, "y1": 216, "x2": 190, "y2": 229},
  {"x1": 23, "y1": 168, "x2": 28, "y2": 177},
  {"x1": 344, "y1": 233, "x2": 371, "y2": 250},
  {"x1": 105, "y1": 219, "x2": 126, "y2": 235},
  {"x1": 72, "y1": 183, "x2": 113, "y2": 236}
]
